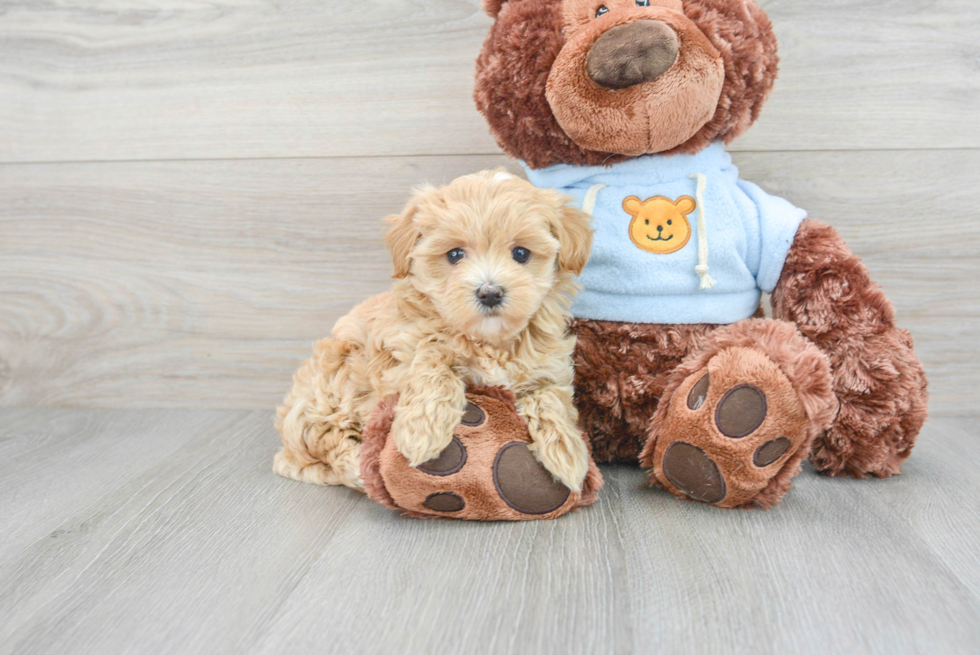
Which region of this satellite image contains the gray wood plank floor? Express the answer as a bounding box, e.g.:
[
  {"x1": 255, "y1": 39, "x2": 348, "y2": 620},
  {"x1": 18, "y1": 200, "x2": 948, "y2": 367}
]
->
[{"x1": 1, "y1": 409, "x2": 977, "y2": 655}]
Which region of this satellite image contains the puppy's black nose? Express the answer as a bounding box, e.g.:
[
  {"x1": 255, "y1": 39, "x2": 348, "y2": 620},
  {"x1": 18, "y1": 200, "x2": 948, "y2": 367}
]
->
[{"x1": 476, "y1": 284, "x2": 505, "y2": 308}]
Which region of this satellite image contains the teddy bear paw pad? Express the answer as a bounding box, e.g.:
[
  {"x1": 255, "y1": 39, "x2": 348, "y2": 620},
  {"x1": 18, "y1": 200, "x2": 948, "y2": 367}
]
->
[
  {"x1": 661, "y1": 441, "x2": 725, "y2": 504},
  {"x1": 416, "y1": 436, "x2": 467, "y2": 476},
  {"x1": 423, "y1": 492, "x2": 465, "y2": 512},
  {"x1": 493, "y1": 442, "x2": 570, "y2": 514}
]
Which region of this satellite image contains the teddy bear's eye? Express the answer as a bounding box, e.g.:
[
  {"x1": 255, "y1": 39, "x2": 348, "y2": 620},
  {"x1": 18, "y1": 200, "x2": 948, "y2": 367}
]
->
[
  {"x1": 595, "y1": 5, "x2": 609, "y2": 17},
  {"x1": 667, "y1": 220, "x2": 672, "y2": 225},
  {"x1": 645, "y1": 219, "x2": 649, "y2": 225},
  {"x1": 447, "y1": 248, "x2": 466, "y2": 265},
  {"x1": 512, "y1": 246, "x2": 531, "y2": 264},
  {"x1": 636, "y1": 0, "x2": 650, "y2": 6}
]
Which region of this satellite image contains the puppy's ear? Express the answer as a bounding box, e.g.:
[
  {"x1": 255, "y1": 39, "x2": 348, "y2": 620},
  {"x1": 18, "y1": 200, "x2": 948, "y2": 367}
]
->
[
  {"x1": 384, "y1": 193, "x2": 424, "y2": 279},
  {"x1": 551, "y1": 202, "x2": 594, "y2": 276}
]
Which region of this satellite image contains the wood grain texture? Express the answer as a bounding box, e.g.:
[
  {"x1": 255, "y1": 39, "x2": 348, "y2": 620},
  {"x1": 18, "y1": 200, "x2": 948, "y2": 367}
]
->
[
  {"x1": 0, "y1": 408, "x2": 244, "y2": 562},
  {"x1": 0, "y1": 409, "x2": 365, "y2": 655},
  {"x1": 0, "y1": 409, "x2": 977, "y2": 654},
  {"x1": 0, "y1": 0, "x2": 978, "y2": 163},
  {"x1": 1, "y1": 150, "x2": 976, "y2": 414}
]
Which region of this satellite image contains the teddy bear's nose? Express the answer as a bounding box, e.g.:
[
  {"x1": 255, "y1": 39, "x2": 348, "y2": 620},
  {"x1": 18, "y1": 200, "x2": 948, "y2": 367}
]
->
[
  {"x1": 587, "y1": 20, "x2": 679, "y2": 90},
  {"x1": 657, "y1": 225, "x2": 663, "y2": 232}
]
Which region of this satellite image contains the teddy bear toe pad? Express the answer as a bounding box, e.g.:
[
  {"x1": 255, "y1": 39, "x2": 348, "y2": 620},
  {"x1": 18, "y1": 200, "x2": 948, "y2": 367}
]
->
[
  {"x1": 652, "y1": 347, "x2": 812, "y2": 509},
  {"x1": 493, "y1": 443, "x2": 571, "y2": 514},
  {"x1": 361, "y1": 388, "x2": 601, "y2": 521},
  {"x1": 415, "y1": 436, "x2": 467, "y2": 476}
]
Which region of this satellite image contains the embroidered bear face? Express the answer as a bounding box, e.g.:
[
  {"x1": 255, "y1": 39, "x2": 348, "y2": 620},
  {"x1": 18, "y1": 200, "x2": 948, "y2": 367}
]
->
[{"x1": 623, "y1": 195, "x2": 695, "y2": 255}]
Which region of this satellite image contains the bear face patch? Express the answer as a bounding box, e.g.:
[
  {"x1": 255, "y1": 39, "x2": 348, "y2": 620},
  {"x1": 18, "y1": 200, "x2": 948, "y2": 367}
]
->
[{"x1": 623, "y1": 195, "x2": 695, "y2": 254}]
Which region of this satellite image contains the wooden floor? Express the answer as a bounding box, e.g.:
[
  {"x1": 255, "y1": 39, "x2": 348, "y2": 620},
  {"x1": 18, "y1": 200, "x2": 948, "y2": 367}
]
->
[{"x1": 0, "y1": 409, "x2": 977, "y2": 654}]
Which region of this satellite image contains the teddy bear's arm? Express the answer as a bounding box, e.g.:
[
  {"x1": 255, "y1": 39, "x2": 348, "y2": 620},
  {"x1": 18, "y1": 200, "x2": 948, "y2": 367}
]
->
[{"x1": 770, "y1": 219, "x2": 928, "y2": 478}]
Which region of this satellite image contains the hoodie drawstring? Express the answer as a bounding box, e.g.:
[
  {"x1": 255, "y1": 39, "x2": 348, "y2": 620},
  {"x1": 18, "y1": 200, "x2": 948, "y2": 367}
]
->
[
  {"x1": 583, "y1": 183, "x2": 606, "y2": 215},
  {"x1": 690, "y1": 173, "x2": 716, "y2": 290}
]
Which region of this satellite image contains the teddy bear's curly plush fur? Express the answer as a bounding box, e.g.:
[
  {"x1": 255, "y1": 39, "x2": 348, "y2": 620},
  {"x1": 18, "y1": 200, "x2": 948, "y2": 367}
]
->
[{"x1": 474, "y1": 0, "x2": 928, "y2": 508}]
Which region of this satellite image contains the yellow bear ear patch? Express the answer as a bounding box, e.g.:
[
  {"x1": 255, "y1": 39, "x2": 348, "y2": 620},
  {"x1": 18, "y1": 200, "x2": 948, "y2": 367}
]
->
[
  {"x1": 624, "y1": 195, "x2": 694, "y2": 255},
  {"x1": 623, "y1": 196, "x2": 643, "y2": 215},
  {"x1": 674, "y1": 196, "x2": 696, "y2": 215}
]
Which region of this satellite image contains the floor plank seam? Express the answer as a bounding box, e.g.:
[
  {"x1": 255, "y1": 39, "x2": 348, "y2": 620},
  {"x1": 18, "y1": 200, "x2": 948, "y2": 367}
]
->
[{"x1": 1, "y1": 145, "x2": 978, "y2": 168}]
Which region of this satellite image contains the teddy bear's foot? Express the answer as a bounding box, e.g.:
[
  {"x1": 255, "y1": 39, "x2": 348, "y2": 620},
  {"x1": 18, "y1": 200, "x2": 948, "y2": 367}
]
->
[
  {"x1": 647, "y1": 349, "x2": 808, "y2": 508},
  {"x1": 641, "y1": 319, "x2": 837, "y2": 509},
  {"x1": 360, "y1": 387, "x2": 603, "y2": 521}
]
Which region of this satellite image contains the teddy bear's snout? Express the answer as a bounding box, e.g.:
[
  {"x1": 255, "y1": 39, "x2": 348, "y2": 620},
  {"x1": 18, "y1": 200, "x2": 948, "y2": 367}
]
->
[{"x1": 586, "y1": 20, "x2": 679, "y2": 90}]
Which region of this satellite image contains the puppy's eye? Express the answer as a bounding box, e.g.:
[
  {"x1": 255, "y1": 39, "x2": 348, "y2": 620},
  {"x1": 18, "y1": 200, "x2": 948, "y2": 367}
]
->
[
  {"x1": 511, "y1": 247, "x2": 531, "y2": 264},
  {"x1": 595, "y1": 5, "x2": 609, "y2": 17},
  {"x1": 447, "y1": 248, "x2": 466, "y2": 265},
  {"x1": 636, "y1": 0, "x2": 649, "y2": 6}
]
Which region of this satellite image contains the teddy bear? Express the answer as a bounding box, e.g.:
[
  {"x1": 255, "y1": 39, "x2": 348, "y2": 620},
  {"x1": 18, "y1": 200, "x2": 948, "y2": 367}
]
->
[{"x1": 473, "y1": 0, "x2": 929, "y2": 508}]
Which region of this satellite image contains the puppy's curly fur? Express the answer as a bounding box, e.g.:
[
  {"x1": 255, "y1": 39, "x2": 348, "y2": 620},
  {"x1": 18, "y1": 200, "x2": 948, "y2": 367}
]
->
[{"x1": 274, "y1": 170, "x2": 595, "y2": 492}]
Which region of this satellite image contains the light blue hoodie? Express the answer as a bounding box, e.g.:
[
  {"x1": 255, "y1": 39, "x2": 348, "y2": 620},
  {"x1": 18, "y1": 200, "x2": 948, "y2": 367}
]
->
[{"x1": 523, "y1": 143, "x2": 806, "y2": 324}]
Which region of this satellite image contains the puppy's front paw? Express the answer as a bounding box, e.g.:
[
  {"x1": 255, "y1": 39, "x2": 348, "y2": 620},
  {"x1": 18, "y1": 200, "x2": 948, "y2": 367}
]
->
[
  {"x1": 391, "y1": 402, "x2": 460, "y2": 467},
  {"x1": 527, "y1": 423, "x2": 590, "y2": 493}
]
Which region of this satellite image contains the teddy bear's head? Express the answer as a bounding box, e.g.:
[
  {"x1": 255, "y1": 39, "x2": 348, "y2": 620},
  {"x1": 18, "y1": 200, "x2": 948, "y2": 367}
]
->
[{"x1": 474, "y1": 0, "x2": 778, "y2": 169}]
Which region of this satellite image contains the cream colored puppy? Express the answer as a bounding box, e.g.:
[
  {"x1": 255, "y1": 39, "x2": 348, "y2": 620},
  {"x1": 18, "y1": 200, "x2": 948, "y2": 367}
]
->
[{"x1": 274, "y1": 170, "x2": 594, "y2": 492}]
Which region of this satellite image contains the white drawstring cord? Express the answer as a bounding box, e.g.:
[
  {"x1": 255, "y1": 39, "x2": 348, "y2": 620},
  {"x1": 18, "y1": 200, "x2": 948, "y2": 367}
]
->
[
  {"x1": 583, "y1": 183, "x2": 606, "y2": 215},
  {"x1": 690, "y1": 173, "x2": 716, "y2": 290}
]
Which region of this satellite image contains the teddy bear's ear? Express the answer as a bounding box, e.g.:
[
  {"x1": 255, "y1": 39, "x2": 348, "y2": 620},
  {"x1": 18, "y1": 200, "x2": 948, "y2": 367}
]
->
[
  {"x1": 674, "y1": 196, "x2": 696, "y2": 215},
  {"x1": 384, "y1": 191, "x2": 427, "y2": 279},
  {"x1": 623, "y1": 196, "x2": 643, "y2": 216},
  {"x1": 482, "y1": 0, "x2": 509, "y2": 18},
  {"x1": 682, "y1": 0, "x2": 779, "y2": 146}
]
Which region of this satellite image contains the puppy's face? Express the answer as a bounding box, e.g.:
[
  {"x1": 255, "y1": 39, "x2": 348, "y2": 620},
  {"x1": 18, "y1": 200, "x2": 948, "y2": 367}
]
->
[{"x1": 386, "y1": 171, "x2": 592, "y2": 343}]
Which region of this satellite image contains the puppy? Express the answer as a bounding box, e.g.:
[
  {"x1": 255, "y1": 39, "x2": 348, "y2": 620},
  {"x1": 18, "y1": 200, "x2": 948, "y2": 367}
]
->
[{"x1": 274, "y1": 170, "x2": 594, "y2": 492}]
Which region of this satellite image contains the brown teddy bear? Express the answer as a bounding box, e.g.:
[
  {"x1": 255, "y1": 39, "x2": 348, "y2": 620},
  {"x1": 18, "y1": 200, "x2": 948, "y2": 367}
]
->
[{"x1": 473, "y1": 0, "x2": 928, "y2": 508}]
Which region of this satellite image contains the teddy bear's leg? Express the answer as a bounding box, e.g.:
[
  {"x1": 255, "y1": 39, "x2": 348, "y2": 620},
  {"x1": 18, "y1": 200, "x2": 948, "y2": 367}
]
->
[
  {"x1": 639, "y1": 319, "x2": 837, "y2": 508},
  {"x1": 771, "y1": 219, "x2": 929, "y2": 478},
  {"x1": 572, "y1": 319, "x2": 720, "y2": 463}
]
